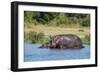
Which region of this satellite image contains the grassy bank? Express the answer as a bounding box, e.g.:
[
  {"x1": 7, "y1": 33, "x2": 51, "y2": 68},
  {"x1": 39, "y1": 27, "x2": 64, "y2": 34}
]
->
[{"x1": 24, "y1": 25, "x2": 90, "y2": 44}]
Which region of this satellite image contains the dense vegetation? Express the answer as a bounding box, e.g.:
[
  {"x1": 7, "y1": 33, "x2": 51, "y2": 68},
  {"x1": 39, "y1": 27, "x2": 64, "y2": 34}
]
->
[
  {"x1": 24, "y1": 11, "x2": 90, "y2": 27},
  {"x1": 24, "y1": 31, "x2": 50, "y2": 44},
  {"x1": 24, "y1": 11, "x2": 90, "y2": 44}
]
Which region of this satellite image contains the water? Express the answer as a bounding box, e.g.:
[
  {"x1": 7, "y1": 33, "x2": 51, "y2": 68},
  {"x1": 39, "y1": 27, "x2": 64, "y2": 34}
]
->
[{"x1": 24, "y1": 43, "x2": 90, "y2": 62}]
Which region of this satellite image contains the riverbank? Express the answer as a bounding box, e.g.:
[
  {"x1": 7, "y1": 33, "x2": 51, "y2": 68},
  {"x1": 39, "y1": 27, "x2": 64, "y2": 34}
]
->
[
  {"x1": 24, "y1": 25, "x2": 90, "y2": 44},
  {"x1": 25, "y1": 25, "x2": 90, "y2": 38}
]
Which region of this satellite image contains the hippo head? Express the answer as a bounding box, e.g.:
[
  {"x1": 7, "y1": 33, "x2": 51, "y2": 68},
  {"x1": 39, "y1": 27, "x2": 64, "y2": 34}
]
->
[
  {"x1": 40, "y1": 43, "x2": 50, "y2": 48},
  {"x1": 39, "y1": 42, "x2": 55, "y2": 48}
]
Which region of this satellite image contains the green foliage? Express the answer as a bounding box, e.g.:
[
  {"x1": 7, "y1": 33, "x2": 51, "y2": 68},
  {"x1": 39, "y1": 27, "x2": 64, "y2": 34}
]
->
[
  {"x1": 24, "y1": 11, "x2": 90, "y2": 27},
  {"x1": 24, "y1": 31, "x2": 36, "y2": 43},
  {"x1": 24, "y1": 11, "x2": 33, "y2": 23},
  {"x1": 82, "y1": 34, "x2": 90, "y2": 44},
  {"x1": 24, "y1": 31, "x2": 50, "y2": 44},
  {"x1": 55, "y1": 13, "x2": 67, "y2": 25}
]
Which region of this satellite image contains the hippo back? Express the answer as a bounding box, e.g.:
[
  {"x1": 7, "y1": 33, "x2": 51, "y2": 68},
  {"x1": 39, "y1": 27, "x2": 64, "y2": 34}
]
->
[{"x1": 51, "y1": 34, "x2": 83, "y2": 49}]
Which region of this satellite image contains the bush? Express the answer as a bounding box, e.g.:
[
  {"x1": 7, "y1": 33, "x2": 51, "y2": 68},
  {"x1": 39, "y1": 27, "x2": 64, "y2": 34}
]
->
[
  {"x1": 82, "y1": 34, "x2": 90, "y2": 44},
  {"x1": 24, "y1": 11, "x2": 90, "y2": 27},
  {"x1": 24, "y1": 31, "x2": 50, "y2": 44}
]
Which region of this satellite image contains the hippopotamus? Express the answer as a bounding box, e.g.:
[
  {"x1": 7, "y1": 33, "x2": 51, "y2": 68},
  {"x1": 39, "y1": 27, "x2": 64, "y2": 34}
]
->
[{"x1": 39, "y1": 34, "x2": 84, "y2": 49}]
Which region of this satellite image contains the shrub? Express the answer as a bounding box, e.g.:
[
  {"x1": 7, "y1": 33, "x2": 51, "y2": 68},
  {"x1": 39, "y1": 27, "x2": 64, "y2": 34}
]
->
[
  {"x1": 82, "y1": 34, "x2": 90, "y2": 44},
  {"x1": 24, "y1": 31, "x2": 50, "y2": 44}
]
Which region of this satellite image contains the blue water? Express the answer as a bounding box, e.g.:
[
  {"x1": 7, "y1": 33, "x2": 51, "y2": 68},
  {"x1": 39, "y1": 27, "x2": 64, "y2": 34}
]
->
[{"x1": 24, "y1": 43, "x2": 90, "y2": 62}]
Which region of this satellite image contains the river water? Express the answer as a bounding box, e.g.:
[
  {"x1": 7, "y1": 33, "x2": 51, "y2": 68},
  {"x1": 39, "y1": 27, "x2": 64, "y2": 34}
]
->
[{"x1": 24, "y1": 43, "x2": 90, "y2": 62}]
